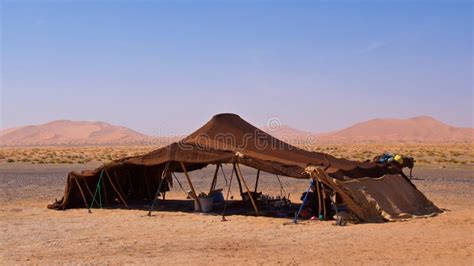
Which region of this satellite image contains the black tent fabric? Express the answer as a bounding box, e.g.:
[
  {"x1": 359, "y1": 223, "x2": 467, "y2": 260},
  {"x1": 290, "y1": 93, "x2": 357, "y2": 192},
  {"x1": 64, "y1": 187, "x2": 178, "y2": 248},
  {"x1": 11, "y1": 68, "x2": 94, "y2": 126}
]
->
[{"x1": 48, "y1": 114, "x2": 416, "y2": 214}]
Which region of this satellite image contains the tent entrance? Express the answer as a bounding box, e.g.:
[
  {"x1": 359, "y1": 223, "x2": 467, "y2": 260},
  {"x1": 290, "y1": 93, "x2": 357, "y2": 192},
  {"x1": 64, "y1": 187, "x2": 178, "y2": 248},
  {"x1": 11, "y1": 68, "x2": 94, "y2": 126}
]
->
[{"x1": 143, "y1": 162, "x2": 307, "y2": 219}]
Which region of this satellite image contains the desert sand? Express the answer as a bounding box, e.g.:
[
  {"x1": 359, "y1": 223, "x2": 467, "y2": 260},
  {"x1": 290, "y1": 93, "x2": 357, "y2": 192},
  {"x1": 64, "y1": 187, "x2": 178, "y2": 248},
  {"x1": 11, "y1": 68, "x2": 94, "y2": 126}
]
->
[{"x1": 0, "y1": 163, "x2": 473, "y2": 265}]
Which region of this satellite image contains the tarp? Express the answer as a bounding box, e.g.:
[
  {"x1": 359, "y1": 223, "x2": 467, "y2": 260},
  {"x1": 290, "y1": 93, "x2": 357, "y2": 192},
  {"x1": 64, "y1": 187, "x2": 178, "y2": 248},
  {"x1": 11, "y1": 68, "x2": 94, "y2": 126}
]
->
[
  {"x1": 339, "y1": 174, "x2": 441, "y2": 221},
  {"x1": 306, "y1": 167, "x2": 442, "y2": 222}
]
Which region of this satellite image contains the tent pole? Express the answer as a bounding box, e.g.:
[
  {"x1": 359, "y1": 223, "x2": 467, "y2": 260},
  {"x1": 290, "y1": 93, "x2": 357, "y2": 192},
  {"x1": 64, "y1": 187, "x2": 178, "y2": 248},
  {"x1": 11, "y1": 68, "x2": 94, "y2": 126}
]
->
[
  {"x1": 143, "y1": 168, "x2": 152, "y2": 199},
  {"x1": 254, "y1": 170, "x2": 260, "y2": 193},
  {"x1": 315, "y1": 178, "x2": 323, "y2": 220},
  {"x1": 126, "y1": 169, "x2": 136, "y2": 197},
  {"x1": 209, "y1": 163, "x2": 220, "y2": 195},
  {"x1": 74, "y1": 178, "x2": 89, "y2": 209},
  {"x1": 180, "y1": 162, "x2": 202, "y2": 212},
  {"x1": 101, "y1": 172, "x2": 109, "y2": 206},
  {"x1": 148, "y1": 162, "x2": 169, "y2": 216},
  {"x1": 83, "y1": 178, "x2": 94, "y2": 199},
  {"x1": 98, "y1": 178, "x2": 102, "y2": 208},
  {"x1": 321, "y1": 183, "x2": 327, "y2": 220},
  {"x1": 236, "y1": 163, "x2": 259, "y2": 216},
  {"x1": 104, "y1": 169, "x2": 129, "y2": 209},
  {"x1": 114, "y1": 171, "x2": 127, "y2": 200},
  {"x1": 221, "y1": 165, "x2": 234, "y2": 221},
  {"x1": 293, "y1": 179, "x2": 315, "y2": 224},
  {"x1": 232, "y1": 163, "x2": 244, "y2": 197}
]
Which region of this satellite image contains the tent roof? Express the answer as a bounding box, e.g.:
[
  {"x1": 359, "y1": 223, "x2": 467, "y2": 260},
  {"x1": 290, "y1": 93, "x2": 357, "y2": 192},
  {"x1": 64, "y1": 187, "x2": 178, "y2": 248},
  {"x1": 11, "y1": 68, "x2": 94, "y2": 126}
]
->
[
  {"x1": 105, "y1": 113, "x2": 398, "y2": 179},
  {"x1": 49, "y1": 113, "x2": 413, "y2": 212}
]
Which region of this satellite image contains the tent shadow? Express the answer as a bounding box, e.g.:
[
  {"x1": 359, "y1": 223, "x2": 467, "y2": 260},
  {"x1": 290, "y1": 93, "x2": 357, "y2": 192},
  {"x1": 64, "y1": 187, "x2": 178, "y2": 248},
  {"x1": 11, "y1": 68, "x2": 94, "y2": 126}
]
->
[{"x1": 88, "y1": 199, "x2": 301, "y2": 219}]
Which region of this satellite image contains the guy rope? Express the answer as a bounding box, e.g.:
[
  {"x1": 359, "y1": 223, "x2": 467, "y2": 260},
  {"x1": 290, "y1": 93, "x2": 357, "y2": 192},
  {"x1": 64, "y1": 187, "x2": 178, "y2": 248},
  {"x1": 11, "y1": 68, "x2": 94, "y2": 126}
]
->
[
  {"x1": 88, "y1": 168, "x2": 105, "y2": 213},
  {"x1": 148, "y1": 162, "x2": 170, "y2": 216}
]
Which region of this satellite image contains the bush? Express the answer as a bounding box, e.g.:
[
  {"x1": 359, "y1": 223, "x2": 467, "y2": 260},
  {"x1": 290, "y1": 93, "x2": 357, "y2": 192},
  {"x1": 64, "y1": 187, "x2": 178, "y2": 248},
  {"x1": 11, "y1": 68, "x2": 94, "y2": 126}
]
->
[{"x1": 7, "y1": 158, "x2": 15, "y2": 163}]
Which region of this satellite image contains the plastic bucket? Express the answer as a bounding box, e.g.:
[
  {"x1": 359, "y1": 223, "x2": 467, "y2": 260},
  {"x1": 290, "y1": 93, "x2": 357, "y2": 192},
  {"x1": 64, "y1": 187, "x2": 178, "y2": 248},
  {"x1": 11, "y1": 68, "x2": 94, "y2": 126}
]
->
[
  {"x1": 194, "y1": 197, "x2": 213, "y2": 213},
  {"x1": 210, "y1": 189, "x2": 224, "y2": 204}
]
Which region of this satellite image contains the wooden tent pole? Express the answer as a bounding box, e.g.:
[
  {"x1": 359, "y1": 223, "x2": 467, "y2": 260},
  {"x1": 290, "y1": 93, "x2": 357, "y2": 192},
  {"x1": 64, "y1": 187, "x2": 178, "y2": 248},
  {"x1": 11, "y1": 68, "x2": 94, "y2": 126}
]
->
[
  {"x1": 321, "y1": 183, "x2": 327, "y2": 219},
  {"x1": 254, "y1": 170, "x2": 260, "y2": 193},
  {"x1": 83, "y1": 178, "x2": 94, "y2": 199},
  {"x1": 114, "y1": 171, "x2": 128, "y2": 199},
  {"x1": 221, "y1": 164, "x2": 235, "y2": 221},
  {"x1": 180, "y1": 162, "x2": 202, "y2": 212},
  {"x1": 101, "y1": 172, "x2": 109, "y2": 206},
  {"x1": 313, "y1": 168, "x2": 330, "y2": 220},
  {"x1": 74, "y1": 178, "x2": 89, "y2": 209},
  {"x1": 143, "y1": 168, "x2": 152, "y2": 199},
  {"x1": 126, "y1": 169, "x2": 136, "y2": 197},
  {"x1": 209, "y1": 163, "x2": 220, "y2": 195},
  {"x1": 83, "y1": 179, "x2": 97, "y2": 213},
  {"x1": 104, "y1": 169, "x2": 129, "y2": 209},
  {"x1": 236, "y1": 163, "x2": 259, "y2": 216},
  {"x1": 147, "y1": 162, "x2": 170, "y2": 216},
  {"x1": 315, "y1": 178, "x2": 323, "y2": 220},
  {"x1": 232, "y1": 164, "x2": 244, "y2": 196}
]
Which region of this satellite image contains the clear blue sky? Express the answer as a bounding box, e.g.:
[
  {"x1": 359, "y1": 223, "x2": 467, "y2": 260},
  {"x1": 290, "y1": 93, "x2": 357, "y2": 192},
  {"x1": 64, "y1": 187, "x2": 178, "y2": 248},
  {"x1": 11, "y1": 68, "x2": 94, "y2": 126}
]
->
[{"x1": 1, "y1": 0, "x2": 472, "y2": 135}]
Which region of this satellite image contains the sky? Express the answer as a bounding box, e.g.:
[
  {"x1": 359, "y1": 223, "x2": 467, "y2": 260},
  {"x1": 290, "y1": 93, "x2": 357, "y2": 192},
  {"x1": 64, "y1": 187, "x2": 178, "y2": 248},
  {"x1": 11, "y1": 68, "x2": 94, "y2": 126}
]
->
[{"x1": 1, "y1": 0, "x2": 472, "y2": 136}]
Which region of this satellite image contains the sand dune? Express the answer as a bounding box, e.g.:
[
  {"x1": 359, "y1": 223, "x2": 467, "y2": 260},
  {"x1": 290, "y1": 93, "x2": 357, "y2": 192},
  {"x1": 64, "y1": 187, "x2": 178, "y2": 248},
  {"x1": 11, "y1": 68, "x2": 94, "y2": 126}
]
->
[
  {"x1": 264, "y1": 116, "x2": 472, "y2": 143},
  {"x1": 0, "y1": 120, "x2": 154, "y2": 146},
  {"x1": 261, "y1": 125, "x2": 315, "y2": 143},
  {"x1": 2, "y1": 116, "x2": 472, "y2": 146},
  {"x1": 316, "y1": 116, "x2": 473, "y2": 143}
]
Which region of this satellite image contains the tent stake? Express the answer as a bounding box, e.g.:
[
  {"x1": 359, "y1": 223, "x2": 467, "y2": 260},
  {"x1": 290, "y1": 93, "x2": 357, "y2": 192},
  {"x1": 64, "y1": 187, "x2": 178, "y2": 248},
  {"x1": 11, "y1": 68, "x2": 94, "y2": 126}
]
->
[
  {"x1": 236, "y1": 163, "x2": 259, "y2": 216},
  {"x1": 104, "y1": 169, "x2": 129, "y2": 209},
  {"x1": 180, "y1": 162, "x2": 202, "y2": 212}
]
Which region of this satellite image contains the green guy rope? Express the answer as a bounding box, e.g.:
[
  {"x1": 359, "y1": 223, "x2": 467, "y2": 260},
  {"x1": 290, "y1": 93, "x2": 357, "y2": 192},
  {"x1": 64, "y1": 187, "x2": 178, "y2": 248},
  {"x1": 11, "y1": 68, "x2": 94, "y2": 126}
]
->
[{"x1": 89, "y1": 169, "x2": 105, "y2": 212}]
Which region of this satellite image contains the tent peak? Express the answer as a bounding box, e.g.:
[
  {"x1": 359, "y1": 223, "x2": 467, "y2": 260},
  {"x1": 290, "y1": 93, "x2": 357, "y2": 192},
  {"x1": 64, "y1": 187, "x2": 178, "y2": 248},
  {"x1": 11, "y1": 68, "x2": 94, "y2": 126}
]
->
[{"x1": 212, "y1": 113, "x2": 241, "y2": 119}]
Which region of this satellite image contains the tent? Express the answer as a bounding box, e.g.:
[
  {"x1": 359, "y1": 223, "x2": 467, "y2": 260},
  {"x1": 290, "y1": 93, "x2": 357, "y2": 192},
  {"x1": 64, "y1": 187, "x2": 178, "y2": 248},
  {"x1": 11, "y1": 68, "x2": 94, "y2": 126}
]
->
[{"x1": 48, "y1": 113, "x2": 441, "y2": 222}]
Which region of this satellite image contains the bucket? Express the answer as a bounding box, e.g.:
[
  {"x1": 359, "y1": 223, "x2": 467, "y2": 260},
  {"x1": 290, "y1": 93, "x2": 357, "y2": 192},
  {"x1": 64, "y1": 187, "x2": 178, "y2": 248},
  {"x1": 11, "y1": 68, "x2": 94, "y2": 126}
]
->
[
  {"x1": 209, "y1": 189, "x2": 224, "y2": 204},
  {"x1": 194, "y1": 197, "x2": 213, "y2": 213}
]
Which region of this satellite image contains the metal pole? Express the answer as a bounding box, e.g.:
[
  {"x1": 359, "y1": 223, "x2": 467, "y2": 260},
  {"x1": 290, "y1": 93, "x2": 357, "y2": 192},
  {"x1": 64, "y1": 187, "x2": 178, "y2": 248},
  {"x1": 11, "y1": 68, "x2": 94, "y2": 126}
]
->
[{"x1": 293, "y1": 179, "x2": 315, "y2": 224}]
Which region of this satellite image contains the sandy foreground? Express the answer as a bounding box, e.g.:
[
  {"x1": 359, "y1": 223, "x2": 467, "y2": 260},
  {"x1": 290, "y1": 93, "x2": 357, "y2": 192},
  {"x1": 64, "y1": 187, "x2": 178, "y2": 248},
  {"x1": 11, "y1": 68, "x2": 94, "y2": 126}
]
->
[{"x1": 0, "y1": 164, "x2": 473, "y2": 265}]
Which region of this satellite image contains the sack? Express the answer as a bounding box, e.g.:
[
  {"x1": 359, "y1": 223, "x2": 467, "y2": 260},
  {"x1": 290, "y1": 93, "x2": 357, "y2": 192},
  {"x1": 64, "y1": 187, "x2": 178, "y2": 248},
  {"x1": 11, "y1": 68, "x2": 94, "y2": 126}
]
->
[{"x1": 394, "y1": 154, "x2": 404, "y2": 164}]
